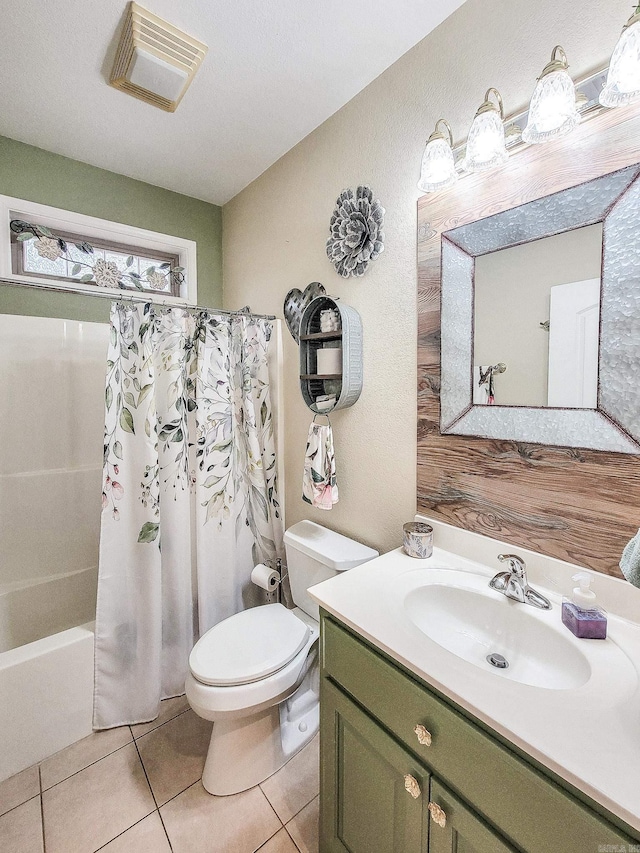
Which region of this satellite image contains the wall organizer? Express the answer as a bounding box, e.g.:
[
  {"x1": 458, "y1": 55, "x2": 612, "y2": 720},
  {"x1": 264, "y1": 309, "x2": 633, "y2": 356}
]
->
[{"x1": 299, "y1": 296, "x2": 363, "y2": 414}]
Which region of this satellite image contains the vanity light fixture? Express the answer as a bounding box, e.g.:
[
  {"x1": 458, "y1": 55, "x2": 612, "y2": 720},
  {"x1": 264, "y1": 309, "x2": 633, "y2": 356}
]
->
[
  {"x1": 417, "y1": 119, "x2": 458, "y2": 193},
  {"x1": 600, "y1": 5, "x2": 640, "y2": 107},
  {"x1": 464, "y1": 88, "x2": 508, "y2": 172},
  {"x1": 416, "y1": 40, "x2": 639, "y2": 196},
  {"x1": 522, "y1": 46, "x2": 580, "y2": 144}
]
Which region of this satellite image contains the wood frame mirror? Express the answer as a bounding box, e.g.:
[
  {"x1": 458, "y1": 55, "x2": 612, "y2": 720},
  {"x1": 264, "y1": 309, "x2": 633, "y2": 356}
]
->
[{"x1": 439, "y1": 162, "x2": 640, "y2": 453}]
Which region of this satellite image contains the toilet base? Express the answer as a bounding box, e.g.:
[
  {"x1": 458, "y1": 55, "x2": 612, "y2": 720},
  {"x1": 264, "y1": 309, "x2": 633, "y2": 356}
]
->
[
  {"x1": 189, "y1": 618, "x2": 320, "y2": 796},
  {"x1": 202, "y1": 696, "x2": 318, "y2": 796}
]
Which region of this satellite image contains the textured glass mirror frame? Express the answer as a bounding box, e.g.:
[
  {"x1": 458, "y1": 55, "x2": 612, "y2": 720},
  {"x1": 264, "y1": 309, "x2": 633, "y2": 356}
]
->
[{"x1": 440, "y1": 162, "x2": 640, "y2": 454}]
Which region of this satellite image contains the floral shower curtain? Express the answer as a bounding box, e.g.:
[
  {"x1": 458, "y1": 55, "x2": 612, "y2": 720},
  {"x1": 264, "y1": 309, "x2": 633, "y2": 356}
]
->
[{"x1": 93, "y1": 303, "x2": 283, "y2": 729}]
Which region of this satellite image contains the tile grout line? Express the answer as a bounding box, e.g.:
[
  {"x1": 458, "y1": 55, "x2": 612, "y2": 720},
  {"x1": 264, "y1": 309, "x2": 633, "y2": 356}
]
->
[
  {"x1": 286, "y1": 792, "x2": 319, "y2": 825},
  {"x1": 40, "y1": 741, "x2": 132, "y2": 794},
  {"x1": 38, "y1": 765, "x2": 46, "y2": 853},
  {"x1": 252, "y1": 822, "x2": 286, "y2": 853},
  {"x1": 92, "y1": 812, "x2": 160, "y2": 852},
  {"x1": 115, "y1": 736, "x2": 177, "y2": 852},
  {"x1": 131, "y1": 735, "x2": 159, "y2": 811},
  {"x1": 259, "y1": 784, "x2": 286, "y2": 829},
  {"x1": 86, "y1": 737, "x2": 158, "y2": 852},
  {"x1": 259, "y1": 778, "x2": 319, "y2": 830},
  {"x1": 131, "y1": 707, "x2": 190, "y2": 742},
  {"x1": 283, "y1": 822, "x2": 305, "y2": 853},
  {"x1": 156, "y1": 807, "x2": 174, "y2": 853},
  {"x1": 37, "y1": 707, "x2": 189, "y2": 795},
  {"x1": 0, "y1": 792, "x2": 41, "y2": 821},
  {"x1": 283, "y1": 794, "x2": 320, "y2": 853},
  {"x1": 156, "y1": 778, "x2": 200, "y2": 811},
  {"x1": 130, "y1": 728, "x2": 174, "y2": 850}
]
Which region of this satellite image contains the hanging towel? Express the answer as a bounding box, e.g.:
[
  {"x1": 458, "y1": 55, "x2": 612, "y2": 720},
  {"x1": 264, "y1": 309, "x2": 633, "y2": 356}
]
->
[
  {"x1": 302, "y1": 420, "x2": 339, "y2": 510},
  {"x1": 620, "y1": 528, "x2": 640, "y2": 587}
]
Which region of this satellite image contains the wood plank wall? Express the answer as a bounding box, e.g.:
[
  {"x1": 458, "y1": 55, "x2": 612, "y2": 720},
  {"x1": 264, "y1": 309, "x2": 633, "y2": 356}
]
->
[{"x1": 417, "y1": 104, "x2": 640, "y2": 577}]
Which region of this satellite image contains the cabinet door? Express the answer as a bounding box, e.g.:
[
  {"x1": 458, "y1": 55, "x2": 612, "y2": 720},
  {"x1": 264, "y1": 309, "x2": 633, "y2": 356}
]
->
[
  {"x1": 321, "y1": 679, "x2": 429, "y2": 853},
  {"x1": 428, "y1": 778, "x2": 515, "y2": 853}
]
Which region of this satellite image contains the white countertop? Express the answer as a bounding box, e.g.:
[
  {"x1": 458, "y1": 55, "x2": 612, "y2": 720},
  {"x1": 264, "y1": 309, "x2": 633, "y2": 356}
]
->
[{"x1": 308, "y1": 545, "x2": 640, "y2": 832}]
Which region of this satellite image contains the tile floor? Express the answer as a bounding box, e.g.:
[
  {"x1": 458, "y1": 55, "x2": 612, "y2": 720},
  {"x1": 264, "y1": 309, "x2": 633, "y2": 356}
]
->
[{"x1": 0, "y1": 696, "x2": 319, "y2": 853}]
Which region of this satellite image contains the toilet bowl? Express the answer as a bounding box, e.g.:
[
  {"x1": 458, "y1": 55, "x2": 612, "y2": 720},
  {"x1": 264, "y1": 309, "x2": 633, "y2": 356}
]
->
[{"x1": 185, "y1": 520, "x2": 378, "y2": 796}]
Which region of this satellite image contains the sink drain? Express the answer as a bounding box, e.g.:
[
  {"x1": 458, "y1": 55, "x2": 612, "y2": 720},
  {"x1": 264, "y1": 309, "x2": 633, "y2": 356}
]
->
[{"x1": 486, "y1": 652, "x2": 509, "y2": 669}]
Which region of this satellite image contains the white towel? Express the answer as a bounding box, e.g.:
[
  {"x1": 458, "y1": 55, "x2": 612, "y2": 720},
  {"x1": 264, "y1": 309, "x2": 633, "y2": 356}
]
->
[
  {"x1": 473, "y1": 365, "x2": 494, "y2": 405},
  {"x1": 302, "y1": 421, "x2": 339, "y2": 510}
]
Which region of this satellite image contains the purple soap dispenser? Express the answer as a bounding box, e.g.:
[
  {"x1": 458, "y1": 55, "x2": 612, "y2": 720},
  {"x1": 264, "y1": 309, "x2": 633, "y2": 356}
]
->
[{"x1": 561, "y1": 573, "x2": 607, "y2": 639}]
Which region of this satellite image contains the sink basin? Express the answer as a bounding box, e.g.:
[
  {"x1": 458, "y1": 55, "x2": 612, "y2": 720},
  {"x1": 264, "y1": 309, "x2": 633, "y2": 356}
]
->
[{"x1": 404, "y1": 578, "x2": 591, "y2": 690}]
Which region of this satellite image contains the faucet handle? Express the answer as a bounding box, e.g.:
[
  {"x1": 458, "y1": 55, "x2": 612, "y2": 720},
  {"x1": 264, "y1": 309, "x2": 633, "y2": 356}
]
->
[{"x1": 497, "y1": 554, "x2": 526, "y2": 578}]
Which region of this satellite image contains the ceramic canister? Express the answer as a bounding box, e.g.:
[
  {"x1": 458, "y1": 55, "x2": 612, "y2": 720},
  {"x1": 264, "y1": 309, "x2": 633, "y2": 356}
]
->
[{"x1": 403, "y1": 522, "x2": 434, "y2": 559}]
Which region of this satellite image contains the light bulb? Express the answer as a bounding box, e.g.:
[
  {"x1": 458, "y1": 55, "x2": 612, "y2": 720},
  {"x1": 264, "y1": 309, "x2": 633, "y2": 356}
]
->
[
  {"x1": 464, "y1": 88, "x2": 508, "y2": 173},
  {"x1": 417, "y1": 119, "x2": 457, "y2": 193},
  {"x1": 600, "y1": 10, "x2": 640, "y2": 107},
  {"x1": 522, "y1": 47, "x2": 579, "y2": 144}
]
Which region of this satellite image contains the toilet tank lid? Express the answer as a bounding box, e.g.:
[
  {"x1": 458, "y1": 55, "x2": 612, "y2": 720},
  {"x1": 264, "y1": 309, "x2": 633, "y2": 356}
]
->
[{"x1": 284, "y1": 520, "x2": 378, "y2": 571}]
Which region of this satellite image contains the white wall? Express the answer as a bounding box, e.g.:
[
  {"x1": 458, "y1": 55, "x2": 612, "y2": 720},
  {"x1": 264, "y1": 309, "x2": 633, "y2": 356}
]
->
[{"x1": 222, "y1": 0, "x2": 630, "y2": 555}]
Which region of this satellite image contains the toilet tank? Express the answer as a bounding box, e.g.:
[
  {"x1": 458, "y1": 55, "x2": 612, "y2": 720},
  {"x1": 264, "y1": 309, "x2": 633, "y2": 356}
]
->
[{"x1": 283, "y1": 520, "x2": 378, "y2": 621}]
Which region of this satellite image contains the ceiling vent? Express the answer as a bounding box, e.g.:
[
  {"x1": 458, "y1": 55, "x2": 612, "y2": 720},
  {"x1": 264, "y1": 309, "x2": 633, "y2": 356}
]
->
[{"x1": 110, "y1": 2, "x2": 207, "y2": 112}]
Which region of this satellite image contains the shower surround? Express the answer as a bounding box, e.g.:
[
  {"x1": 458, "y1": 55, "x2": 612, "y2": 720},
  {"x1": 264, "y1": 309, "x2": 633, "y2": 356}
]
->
[{"x1": 0, "y1": 314, "x2": 109, "y2": 779}]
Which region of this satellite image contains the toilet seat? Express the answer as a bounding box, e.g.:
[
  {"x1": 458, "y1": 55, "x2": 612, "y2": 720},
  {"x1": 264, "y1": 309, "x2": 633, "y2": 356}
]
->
[{"x1": 189, "y1": 604, "x2": 310, "y2": 687}]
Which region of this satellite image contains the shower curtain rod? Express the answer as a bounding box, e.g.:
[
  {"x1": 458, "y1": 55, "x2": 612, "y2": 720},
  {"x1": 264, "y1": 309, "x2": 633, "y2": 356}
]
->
[{"x1": 0, "y1": 277, "x2": 276, "y2": 321}]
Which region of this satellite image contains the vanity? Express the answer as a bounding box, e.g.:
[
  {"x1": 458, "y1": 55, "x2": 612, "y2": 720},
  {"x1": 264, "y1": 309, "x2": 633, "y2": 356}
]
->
[
  {"x1": 309, "y1": 532, "x2": 640, "y2": 852},
  {"x1": 322, "y1": 38, "x2": 640, "y2": 852}
]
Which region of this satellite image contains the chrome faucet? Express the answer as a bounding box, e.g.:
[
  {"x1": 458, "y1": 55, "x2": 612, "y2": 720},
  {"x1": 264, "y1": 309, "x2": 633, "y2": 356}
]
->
[{"x1": 489, "y1": 554, "x2": 552, "y2": 610}]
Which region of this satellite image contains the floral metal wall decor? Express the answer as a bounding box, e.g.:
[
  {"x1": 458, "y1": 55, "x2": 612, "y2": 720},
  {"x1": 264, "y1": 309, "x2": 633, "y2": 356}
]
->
[
  {"x1": 9, "y1": 219, "x2": 185, "y2": 292},
  {"x1": 326, "y1": 186, "x2": 385, "y2": 278}
]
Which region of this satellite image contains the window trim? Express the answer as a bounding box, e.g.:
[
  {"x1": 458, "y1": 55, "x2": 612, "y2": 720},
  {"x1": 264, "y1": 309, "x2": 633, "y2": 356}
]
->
[{"x1": 0, "y1": 195, "x2": 198, "y2": 304}]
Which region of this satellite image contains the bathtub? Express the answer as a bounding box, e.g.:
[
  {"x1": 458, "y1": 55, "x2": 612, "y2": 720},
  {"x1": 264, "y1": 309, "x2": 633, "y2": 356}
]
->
[{"x1": 0, "y1": 568, "x2": 97, "y2": 782}]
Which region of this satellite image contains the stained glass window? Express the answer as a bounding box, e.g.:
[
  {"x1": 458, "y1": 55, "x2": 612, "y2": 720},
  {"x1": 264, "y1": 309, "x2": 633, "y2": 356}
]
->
[{"x1": 11, "y1": 223, "x2": 181, "y2": 296}]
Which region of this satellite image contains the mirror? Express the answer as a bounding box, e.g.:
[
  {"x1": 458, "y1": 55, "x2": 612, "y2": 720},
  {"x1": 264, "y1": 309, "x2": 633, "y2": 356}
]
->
[
  {"x1": 440, "y1": 162, "x2": 640, "y2": 453},
  {"x1": 473, "y1": 223, "x2": 602, "y2": 408}
]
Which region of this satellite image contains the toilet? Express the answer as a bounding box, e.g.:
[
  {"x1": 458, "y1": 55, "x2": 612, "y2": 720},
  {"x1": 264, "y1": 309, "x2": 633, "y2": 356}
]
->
[{"x1": 185, "y1": 520, "x2": 378, "y2": 796}]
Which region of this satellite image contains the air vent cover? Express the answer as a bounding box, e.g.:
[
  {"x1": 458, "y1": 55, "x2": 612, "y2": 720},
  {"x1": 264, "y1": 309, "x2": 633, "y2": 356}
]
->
[{"x1": 110, "y1": 2, "x2": 207, "y2": 112}]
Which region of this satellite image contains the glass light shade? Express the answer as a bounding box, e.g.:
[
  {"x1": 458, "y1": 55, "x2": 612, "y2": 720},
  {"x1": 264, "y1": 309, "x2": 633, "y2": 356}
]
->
[
  {"x1": 522, "y1": 69, "x2": 579, "y2": 144},
  {"x1": 464, "y1": 110, "x2": 508, "y2": 172},
  {"x1": 417, "y1": 137, "x2": 458, "y2": 193},
  {"x1": 600, "y1": 17, "x2": 640, "y2": 107}
]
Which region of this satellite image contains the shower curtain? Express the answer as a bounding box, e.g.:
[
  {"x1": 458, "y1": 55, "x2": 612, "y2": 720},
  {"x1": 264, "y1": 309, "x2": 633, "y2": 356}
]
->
[{"x1": 93, "y1": 303, "x2": 283, "y2": 729}]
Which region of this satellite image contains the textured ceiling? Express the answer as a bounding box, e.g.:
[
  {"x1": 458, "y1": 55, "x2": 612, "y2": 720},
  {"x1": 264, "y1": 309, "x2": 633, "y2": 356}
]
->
[{"x1": 0, "y1": 0, "x2": 466, "y2": 205}]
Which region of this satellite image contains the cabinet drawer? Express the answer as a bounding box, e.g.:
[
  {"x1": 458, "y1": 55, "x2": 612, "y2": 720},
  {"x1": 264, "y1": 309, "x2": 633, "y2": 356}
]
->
[{"x1": 321, "y1": 615, "x2": 636, "y2": 853}]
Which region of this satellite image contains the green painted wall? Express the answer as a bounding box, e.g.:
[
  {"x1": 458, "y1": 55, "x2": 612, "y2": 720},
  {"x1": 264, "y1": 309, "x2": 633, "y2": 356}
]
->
[{"x1": 0, "y1": 135, "x2": 222, "y2": 323}]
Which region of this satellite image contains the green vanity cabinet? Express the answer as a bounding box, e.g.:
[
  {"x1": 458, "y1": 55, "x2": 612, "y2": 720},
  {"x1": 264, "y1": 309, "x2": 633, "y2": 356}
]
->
[
  {"x1": 427, "y1": 779, "x2": 515, "y2": 853},
  {"x1": 319, "y1": 612, "x2": 639, "y2": 853},
  {"x1": 322, "y1": 679, "x2": 429, "y2": 853},
  {"x1": 321, "y1": 677, "x2": 514, "y2": 853}
]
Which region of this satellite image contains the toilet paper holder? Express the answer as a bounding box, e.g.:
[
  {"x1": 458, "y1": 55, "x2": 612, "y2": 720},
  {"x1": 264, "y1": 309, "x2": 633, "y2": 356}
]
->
[{"x1": 251, "y1": 558, "x2": 286, "y2": 603}]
